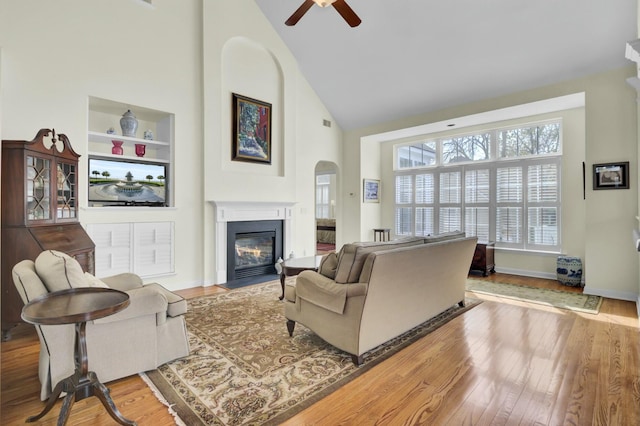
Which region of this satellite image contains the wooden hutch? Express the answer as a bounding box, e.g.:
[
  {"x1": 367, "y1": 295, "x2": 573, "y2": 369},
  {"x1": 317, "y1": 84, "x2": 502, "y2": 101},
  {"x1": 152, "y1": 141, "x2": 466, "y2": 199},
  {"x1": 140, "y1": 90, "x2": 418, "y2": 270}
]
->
[{"x1": 1, "y1": 129, "x2": 95, "y2": 340}]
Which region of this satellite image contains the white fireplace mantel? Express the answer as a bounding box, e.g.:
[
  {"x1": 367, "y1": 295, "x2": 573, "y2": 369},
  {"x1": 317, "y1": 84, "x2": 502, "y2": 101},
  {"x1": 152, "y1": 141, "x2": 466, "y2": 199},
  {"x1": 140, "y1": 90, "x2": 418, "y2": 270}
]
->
[{"x1": 210, "y1": 201, "x2": 295, "y2": 284}]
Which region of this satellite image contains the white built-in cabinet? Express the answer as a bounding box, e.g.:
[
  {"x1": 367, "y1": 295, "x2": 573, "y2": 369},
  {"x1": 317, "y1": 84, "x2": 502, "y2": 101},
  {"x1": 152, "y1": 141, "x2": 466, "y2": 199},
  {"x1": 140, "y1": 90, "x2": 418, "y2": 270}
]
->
[
  {"x1": 86, "y1": 97, "x2": 176, "y2": 279},
  {"x1": 86, "y1": 222, "x2": 174, "y2": 278}
]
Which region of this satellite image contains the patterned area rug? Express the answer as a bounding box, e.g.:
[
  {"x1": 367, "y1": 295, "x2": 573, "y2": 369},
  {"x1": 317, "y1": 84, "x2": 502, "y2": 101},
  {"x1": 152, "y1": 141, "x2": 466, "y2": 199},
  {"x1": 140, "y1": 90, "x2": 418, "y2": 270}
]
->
[
  {"x1": 145, "y1": 279, "x2": 480, "y2": 425},
  {"x1": 466, "y1": 279, "x2": 603, "y2": 314}
]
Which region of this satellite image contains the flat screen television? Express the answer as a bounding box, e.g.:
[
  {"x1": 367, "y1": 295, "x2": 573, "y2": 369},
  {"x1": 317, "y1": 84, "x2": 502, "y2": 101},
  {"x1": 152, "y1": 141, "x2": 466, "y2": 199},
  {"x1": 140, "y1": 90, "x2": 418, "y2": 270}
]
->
[{"x1": 88, "y1": 157, "x2": 168, "y2": 207}]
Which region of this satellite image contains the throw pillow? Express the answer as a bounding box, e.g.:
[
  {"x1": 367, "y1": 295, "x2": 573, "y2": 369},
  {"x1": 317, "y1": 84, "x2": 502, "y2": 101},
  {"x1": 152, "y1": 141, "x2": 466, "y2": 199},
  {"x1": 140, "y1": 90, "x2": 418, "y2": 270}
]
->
[
  {"x1": 34, "y1": 250, "x2": 86, "y2": 292},
  {"x1": 84, "y1": 272, "x2": 110, "y2": 288},
  {"x1": 318, "y1": 252, "x2": 338, "y2": 279}
]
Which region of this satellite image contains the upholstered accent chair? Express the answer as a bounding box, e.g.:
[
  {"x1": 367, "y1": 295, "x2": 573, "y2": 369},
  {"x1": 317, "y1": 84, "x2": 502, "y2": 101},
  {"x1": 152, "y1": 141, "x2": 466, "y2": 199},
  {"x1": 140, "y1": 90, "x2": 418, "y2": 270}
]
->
[{"x1": 12, "y1": 250, "x2": 190, "y2": 401}]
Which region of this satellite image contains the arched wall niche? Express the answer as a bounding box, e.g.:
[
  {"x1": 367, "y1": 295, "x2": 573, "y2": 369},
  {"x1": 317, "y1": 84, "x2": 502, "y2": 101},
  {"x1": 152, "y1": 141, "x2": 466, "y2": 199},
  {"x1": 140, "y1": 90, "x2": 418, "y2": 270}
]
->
[{"x1": 221, "y1": 36, "x2": 285, "y2": 177}]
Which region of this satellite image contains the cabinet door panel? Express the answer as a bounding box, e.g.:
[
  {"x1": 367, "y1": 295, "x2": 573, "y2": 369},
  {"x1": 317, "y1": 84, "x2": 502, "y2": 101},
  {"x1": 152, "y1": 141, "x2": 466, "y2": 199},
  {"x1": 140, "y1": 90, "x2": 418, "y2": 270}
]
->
[
  {"x1": 88, "y1": 223, "x2": 132, "y2": 277},
  {"x1": 87, "y1": 221, "x2": 174, "y2": 278},
  {"x1": 134, "y1": 222, "x2": 174, "y2": 276}
]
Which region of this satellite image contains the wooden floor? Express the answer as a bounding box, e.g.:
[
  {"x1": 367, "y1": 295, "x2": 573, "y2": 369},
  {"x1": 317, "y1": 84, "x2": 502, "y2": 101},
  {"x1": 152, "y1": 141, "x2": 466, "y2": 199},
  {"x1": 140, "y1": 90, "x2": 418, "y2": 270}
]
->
[{"x1": 1, "y1": 274, "x2": 639, "y2": 425}]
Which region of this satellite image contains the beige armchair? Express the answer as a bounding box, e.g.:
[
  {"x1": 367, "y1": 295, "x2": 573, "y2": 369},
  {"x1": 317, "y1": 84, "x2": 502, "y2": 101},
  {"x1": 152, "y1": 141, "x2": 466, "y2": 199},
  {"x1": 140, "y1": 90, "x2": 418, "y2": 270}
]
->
[{"x1": 12, "y1": 250, "x2": 190, "y2": 401}]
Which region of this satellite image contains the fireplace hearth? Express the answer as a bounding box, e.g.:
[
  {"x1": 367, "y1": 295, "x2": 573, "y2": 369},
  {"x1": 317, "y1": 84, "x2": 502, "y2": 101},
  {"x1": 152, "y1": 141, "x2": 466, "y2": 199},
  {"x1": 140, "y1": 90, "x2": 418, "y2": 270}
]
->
[{"x1": 227, "y1": 220, "x2": 283, "y2": 281}]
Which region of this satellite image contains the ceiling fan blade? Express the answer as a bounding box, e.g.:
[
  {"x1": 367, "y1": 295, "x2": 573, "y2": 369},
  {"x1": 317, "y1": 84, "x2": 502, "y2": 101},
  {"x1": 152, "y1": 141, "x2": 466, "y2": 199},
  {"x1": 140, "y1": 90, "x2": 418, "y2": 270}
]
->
[
  {"x1": 332, "y1": 0, "x2": 361, "y2": 27},
  {"x1": 285, "y1": 0, "x2": 315, "y2": 26}
]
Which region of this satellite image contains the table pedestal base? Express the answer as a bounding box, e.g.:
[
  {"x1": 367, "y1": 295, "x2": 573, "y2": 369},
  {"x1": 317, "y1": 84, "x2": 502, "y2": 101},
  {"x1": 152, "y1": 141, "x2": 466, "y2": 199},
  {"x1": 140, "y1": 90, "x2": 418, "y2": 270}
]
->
[{"x1": 28, "y1": 369, "x2": 136, "y2": 426}]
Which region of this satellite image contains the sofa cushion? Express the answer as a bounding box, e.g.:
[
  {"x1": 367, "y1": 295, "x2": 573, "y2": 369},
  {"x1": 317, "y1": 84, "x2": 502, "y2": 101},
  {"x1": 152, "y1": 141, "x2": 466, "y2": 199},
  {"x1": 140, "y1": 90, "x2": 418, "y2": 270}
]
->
[
  {"x1": 318, "y1": 252, "x2": 338, "y2": 279},
  {"x1": 424, "y1": 230, "x2": 466, "y2": 244},
  {"x1": 35, "y1": 250, "x2": 86, "y2": 292},
  {"x1": 334, "y1": 237, "x2": 424, "y2": 283}
]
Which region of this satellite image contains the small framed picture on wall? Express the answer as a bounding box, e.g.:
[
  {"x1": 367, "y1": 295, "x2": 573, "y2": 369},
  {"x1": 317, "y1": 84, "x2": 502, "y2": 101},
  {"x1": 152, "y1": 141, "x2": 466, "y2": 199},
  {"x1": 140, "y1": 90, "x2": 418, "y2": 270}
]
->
[
  {"x1": 593, "y1": 161, "x2": 629, "y2": 190},
  {"x1": 363, "y1": 179, "x2": 380, "y2": 203}
]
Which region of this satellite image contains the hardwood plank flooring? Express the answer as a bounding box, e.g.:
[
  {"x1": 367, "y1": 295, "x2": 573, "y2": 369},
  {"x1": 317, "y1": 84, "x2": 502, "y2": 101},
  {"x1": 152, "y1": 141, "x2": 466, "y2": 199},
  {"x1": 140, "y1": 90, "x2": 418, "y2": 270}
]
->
[{"x1": 1, "y1": 274, "x2": 638, "y2": 425}]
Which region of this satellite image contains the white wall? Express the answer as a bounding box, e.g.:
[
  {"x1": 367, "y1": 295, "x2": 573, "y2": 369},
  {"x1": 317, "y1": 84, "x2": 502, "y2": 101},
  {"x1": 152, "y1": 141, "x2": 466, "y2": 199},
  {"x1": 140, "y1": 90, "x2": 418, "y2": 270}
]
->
[
  {"x1": 344, "y1": 66, "x2": 639, "y2": 301},
  {"x1": 201, "y1": 0, "x2": 342, "y2": 283},
  {"x1": 0, "y1": 0, "x2": 343, "y2": 290},
  {"x1": 0, "y1": 0, "x2": 204, "y2": 290}
]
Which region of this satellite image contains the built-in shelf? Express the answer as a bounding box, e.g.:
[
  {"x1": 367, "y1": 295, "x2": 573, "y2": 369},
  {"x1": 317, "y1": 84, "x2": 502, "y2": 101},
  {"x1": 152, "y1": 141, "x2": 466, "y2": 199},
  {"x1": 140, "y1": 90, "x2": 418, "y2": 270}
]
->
[
  {"x1": 88, "y1": 131, "x2": 170, "y2": 147},
  {"x1": 87, "y1": 96, "x2": 175, "y2": 206}
]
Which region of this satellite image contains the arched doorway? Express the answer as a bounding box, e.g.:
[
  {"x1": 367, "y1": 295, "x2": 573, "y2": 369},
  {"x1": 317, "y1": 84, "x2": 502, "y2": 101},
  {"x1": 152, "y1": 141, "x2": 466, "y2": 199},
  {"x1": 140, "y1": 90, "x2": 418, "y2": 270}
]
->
[{"x1": 315, "y1": 161, "x2": 338, "y2": 254}]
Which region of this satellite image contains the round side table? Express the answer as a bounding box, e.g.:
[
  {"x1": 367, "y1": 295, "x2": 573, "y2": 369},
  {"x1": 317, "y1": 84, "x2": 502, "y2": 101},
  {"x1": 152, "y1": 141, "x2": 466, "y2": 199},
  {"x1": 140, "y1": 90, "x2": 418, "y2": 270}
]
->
[{"x1": 21, "y1": 287, "x2": 135, "y2": 426}]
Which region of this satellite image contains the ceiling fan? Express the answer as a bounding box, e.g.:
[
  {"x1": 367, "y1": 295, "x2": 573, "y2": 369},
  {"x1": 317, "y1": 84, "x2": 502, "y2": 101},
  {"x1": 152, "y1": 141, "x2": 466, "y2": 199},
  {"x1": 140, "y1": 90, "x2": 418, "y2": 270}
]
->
[{"x1": 285, "y1": 0, "x2": 361, "y2": 27}]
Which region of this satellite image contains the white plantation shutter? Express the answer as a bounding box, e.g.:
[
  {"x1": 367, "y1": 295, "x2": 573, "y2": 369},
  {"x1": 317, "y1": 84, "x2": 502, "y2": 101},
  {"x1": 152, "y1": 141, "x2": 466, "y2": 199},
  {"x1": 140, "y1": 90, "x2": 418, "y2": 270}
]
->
[
  {"x1": 465, "y1": 169, "x2": 490, "y2": 240},
  {"x1": 528, "y1": 164, "x2": 557, "y2": 202},
  {"x1": 496, "y1": 167, "x2": 523, "y2": 245},
  {"x1": 415, "y1": 207, "x2": 435, "y2": 236},
  {"x1": 415, "y1": 173, "x2": 435, "y2": 235},
  {"x1": 465, "y1": 169, "x2": 490, "y2": 203},
  {"x1": 439, "y1": 172, "x2": 461, "y2": 203},
  {"x1": 395, "y1": 207, "x2": 412, "y2": 236},
  {"x1": 415, "y1": 174, "x2": 434, "y2": 204},
  {"x1": 439, "y1": 171, "x2": 461, "y2": 233},
  {"x1": 395, "y1": 175, "x2": 413, "y2": 204},
  {"x1": 527, "y1": 163, "x2": 560, "y2": 247},
  {"x1": 496, "y1": 207, "x2": 522, "y2": 243},
  {"x1": 465, "y1": 207, "x2": 489, "y2": 241},
  {"x1": 394, "y1": 120, "x2": 561, "y2": 252},
  {"x1": 528, "y1": 207, "x2": 558, "y2": 245},
  {"x1": 439, "y1": 207, "x2": 461, "y2": 233},
  {"x1": 497, "y1": 167, "x2": 522, "y2": 202}
]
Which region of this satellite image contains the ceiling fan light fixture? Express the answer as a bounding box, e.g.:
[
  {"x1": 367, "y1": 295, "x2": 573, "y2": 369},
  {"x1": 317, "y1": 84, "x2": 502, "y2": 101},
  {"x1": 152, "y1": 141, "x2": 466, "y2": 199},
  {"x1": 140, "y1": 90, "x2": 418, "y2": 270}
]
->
[{"x1": 313, "y1": 0, "x2": 337, "y2": 7}]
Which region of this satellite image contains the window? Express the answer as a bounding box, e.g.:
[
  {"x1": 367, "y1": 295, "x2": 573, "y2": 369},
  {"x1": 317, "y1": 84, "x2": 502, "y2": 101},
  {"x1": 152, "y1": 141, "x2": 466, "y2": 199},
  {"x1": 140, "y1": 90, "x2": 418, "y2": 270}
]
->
[
  {"x1": 316, "y1": 174, "x2": 330, "y2": 218},
  {"x1": 394, "y1": 121, "x2": 561, "y2": 252},
  {"x1": 396, "y1": 141, "x2": 436, "y2": 169}
]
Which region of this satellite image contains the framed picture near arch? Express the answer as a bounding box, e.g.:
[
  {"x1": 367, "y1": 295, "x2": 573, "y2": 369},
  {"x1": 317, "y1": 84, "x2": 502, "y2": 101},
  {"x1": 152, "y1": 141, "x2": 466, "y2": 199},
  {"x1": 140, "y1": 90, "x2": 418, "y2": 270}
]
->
[
  {"x1": 232, "y1": 93, "x2": 272, "y2": 164},
  {"x1": 593, "y1": 161, "x2": 629, "y2": 190},
  {"x1": 363, "y1": 179, "x2": 380, "y2": 202}
]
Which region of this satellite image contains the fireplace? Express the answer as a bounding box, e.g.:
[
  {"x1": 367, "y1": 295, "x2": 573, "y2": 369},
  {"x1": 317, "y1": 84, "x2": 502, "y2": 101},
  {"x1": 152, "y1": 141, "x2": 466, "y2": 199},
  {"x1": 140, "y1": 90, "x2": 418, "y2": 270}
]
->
[
  {"x1": 211, "y1": 201, "x2": 294, "y2": 284},
  {"x1": 227, "y1": 220, "x2": 283, "y2": 281}
]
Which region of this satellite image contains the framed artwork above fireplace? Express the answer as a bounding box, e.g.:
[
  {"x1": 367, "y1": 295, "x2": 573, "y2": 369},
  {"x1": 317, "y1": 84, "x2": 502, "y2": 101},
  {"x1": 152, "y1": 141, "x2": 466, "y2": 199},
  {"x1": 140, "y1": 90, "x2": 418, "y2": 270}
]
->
[{"x1": 232, "y1": 93, "x2": 272, "y2": 164}]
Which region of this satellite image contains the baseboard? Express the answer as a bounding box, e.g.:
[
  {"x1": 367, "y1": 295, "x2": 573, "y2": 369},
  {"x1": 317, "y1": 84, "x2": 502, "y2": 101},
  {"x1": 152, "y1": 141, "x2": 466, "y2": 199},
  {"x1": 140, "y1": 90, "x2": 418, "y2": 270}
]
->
[
  {"x1": 494, "y1": 267, "x2": 557, "y2": 280},
  {"x1": 582, "y1": 285, "x2": 639, "y2": 302}
]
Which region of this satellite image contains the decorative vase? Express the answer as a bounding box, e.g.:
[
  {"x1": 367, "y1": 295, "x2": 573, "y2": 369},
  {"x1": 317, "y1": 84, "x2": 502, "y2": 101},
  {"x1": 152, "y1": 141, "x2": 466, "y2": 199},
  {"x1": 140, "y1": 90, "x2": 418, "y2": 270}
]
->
[
  {"x1": 120, "y1": 109, "x2": 138, "y2": 137},
  {"x1": 144, "y1": 129, "x2": 153, "y2": 140},
  {"x1": 135, "y1": 143, "x2": 146, "y2": 157},
  {"x1": 111, "y1": 140, "x2": 124, "y2": 155},
  {"x1": 556, "y1": 256, "x2": 583, "y2": 287}
]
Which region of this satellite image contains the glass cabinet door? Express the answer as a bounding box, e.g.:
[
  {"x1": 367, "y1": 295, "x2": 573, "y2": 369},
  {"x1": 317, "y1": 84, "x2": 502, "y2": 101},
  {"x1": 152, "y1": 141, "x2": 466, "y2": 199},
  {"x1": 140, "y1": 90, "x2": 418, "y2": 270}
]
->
[
  {"x1": 26, "y1": 155, "x2": 51, "y2": 221},
  {"x1": 56, "y1": 162, "x2": 77, "y2": 219}
]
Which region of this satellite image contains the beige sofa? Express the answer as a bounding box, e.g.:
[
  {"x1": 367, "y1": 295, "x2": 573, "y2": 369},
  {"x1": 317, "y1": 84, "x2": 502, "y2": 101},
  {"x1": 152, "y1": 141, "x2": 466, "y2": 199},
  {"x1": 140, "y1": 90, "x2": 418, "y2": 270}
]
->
[
  {"x1": 12, "y1": 250, "x2": 190, "y2": 400},
  {"x1": 284, "y1": 233, "x2": 477, "y2": 364}
]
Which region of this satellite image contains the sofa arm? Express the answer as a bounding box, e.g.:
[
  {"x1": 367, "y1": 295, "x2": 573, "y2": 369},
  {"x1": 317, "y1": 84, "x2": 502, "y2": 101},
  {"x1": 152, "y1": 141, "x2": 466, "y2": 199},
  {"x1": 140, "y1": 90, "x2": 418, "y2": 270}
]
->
[
  {"x1": 100, "y1": 273, "x2": 144, "y2": 292},
  {"x1": 295, "y1": 271, "x2": 367, "y2": 314},
  {"x1": 92, "y1": 285, "x2": 167, "y2": 325}
]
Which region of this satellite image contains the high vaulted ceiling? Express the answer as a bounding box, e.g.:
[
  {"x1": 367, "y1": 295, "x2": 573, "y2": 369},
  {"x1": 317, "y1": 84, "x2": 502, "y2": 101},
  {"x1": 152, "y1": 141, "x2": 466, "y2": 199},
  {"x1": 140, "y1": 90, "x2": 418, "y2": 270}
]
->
[{"x1": 255, "y1": 0, "x2": 637, "y2": 131}]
